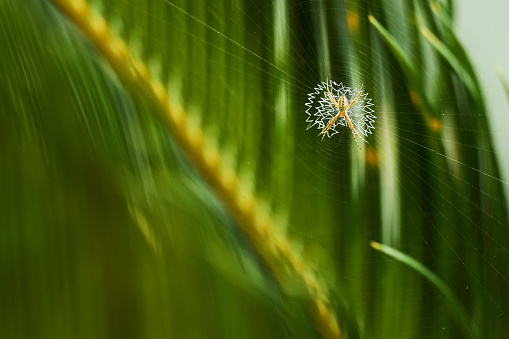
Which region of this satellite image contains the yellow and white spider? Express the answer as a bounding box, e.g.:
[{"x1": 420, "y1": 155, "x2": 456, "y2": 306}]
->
[{"x1": 318, "y1": 78, "x2": 369, "y2": 150}]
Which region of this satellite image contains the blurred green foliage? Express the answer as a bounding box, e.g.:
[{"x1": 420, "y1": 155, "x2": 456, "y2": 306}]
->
[{"x1": 1, "y1": 0, "x2": 508, "y2": 338}]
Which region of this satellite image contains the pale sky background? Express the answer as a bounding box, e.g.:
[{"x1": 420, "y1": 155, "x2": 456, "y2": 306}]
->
[{"x1": 456, "y1": 0, "x2": 509, "y2": 189}]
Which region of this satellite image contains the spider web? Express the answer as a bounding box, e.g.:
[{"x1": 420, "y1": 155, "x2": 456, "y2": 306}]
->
[
  {"x1": 98, "y1": 0, "x2": 509, "y2": 338},
  {"x1": 305, "y1": 80, "x2": 375, "y2": 140}
]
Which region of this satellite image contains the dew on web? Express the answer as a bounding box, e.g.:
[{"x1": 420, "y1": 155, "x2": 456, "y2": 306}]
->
[{"x1": 305, "y1": 79, "x2": 376, "y2": 142}]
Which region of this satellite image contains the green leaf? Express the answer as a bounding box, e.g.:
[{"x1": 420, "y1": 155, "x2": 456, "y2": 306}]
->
[
  {"x1": 368, "y1": 14, "x2": 420, "y2": 88},
  {"x1": 496, "y1": 68, "x2": 509, "y2": 103},
  {"x1": 429, "y1": 2, "x2": 480, "y2": 91},
  {"x1": 370, "y1": 241, "x2": 480, "y2": 339},
  {"x1": 420, "y1": 26, "x2": 478, "y2": 101}
]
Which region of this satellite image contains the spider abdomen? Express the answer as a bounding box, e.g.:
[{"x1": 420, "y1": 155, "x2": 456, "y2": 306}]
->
[{"x1": 338, "y1": 95, "x2": 348, "y2": 112}]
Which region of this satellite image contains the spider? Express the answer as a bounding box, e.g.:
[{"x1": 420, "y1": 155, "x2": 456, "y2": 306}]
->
[{"x1": 319, "y1": 78, "x2": 369, "y2": 150}]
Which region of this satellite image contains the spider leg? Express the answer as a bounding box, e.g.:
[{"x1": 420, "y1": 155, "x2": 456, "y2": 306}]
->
[
  {"x1": 345, "y1": 83, "x2": 364, "y2": 111},
  {"x1": 318, "y1": 78, "x2": 342, "y2": 141},
  {"x1": 318, "y1": 113, "x2": 340, "y2": 141},
  {"x1": 326, "y1": 77, "x2": 339, "y2": 108},
  {"x1": 344, "y1": 112, "x2": 368, "y2": 149}
]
